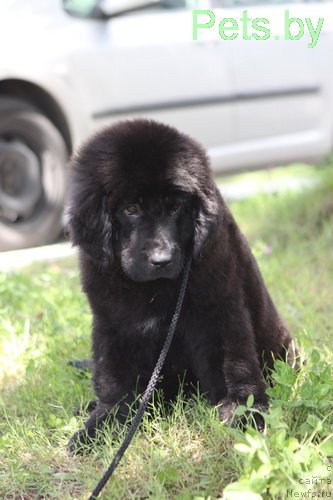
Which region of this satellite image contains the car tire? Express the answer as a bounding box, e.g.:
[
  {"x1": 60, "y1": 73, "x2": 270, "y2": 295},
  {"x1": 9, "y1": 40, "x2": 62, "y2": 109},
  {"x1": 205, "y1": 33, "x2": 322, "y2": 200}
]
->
[{"x1": 0, "y1": 97, "x2": 68, "y2": 251}]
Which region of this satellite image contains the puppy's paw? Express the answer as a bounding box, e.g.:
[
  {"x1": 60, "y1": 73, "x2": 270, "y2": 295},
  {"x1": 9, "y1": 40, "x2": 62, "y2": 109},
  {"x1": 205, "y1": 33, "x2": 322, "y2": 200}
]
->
[
  {"x1": 67, "y1": 428, "x2": 95, "y2": 455},
  {"x1": 217, "y1": 398, "x2": 239, "y2": 425},
  {"x1": 217, "y1": 398, "x2": 267, "y2": 432},
  {"x1": 246, "y1": 406, "x2": 267, "y2": 432}
]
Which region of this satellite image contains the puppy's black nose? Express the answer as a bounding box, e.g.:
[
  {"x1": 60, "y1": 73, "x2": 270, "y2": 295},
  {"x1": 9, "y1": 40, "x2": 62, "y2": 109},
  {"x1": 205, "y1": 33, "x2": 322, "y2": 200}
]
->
[{"x1": 149, "y1": 251, "x2": 172, "y2": 268}]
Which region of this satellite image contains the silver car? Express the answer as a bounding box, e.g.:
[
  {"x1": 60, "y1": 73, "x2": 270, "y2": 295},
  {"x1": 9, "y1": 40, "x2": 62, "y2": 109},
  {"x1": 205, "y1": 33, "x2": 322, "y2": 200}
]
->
[{"x1": 1, "y1": 0, "x2": 333, "y2": 250}]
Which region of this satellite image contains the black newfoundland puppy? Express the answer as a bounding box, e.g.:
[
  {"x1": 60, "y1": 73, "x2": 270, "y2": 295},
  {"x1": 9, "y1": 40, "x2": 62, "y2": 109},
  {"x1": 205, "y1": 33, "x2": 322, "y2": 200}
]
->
[{"x1": 67, "y1": 119, "x2": 297, "y2": 451}]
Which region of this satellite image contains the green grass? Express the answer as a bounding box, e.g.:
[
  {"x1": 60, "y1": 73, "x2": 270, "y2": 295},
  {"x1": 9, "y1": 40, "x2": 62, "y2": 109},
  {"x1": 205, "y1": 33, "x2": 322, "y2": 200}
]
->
[{"x1": 1, "y1": 164, "x2": 333, "y2": 499}]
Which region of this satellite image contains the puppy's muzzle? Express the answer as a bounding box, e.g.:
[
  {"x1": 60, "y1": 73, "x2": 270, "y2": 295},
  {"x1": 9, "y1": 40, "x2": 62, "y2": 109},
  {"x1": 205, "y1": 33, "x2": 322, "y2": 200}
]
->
[{"x1": 149, "y1": 249, "x2": 173, "y2": 269}]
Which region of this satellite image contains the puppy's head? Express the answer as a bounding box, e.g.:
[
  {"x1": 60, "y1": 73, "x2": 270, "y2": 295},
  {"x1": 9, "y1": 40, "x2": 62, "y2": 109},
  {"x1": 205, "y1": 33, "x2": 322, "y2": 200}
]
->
[
  {"x1": 67, "y1": 119, "x2": 219, "y2": 281},
  {"x1": 113, "y1": 189, "x2": 194, "y2": 281}
]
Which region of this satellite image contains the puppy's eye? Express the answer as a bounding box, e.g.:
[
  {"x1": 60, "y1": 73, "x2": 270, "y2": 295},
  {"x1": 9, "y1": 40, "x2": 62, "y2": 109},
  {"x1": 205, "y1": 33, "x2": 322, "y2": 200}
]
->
[
  {"x1": 170, "y1": 203, "x2": 181, "y2": 214},
  {"x1": 124, "y1": 205, "x2": 140, "y2": 216}
]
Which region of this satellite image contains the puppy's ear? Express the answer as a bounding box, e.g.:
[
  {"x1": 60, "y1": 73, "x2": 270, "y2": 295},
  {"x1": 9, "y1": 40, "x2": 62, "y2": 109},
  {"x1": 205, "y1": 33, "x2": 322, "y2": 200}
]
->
[
  {"x1": 67, "y1": 194, "x2": 113, "y2": 267},
  {"x1": 193, "y1": 186, "x2": 220, "y2": 260}
]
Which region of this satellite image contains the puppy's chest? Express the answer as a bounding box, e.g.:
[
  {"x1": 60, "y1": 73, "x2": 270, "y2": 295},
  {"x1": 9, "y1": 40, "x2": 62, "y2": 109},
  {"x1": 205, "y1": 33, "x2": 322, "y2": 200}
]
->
[
  {"x1": 134, "y1": 313, "x2": 165, "y2": 337},
  {"x1": 128, "y1": 323, "x2": 189, "y2": 381},
  {"x1": 115, "y1": 290, "x2": 174, "y2": 338}
]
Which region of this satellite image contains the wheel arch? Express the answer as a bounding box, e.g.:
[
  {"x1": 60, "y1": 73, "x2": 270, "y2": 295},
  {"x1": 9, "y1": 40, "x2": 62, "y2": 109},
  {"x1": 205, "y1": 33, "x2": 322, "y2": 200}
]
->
[{"x1": 0, "y1": 78, "x2": 72, "y2": 155}]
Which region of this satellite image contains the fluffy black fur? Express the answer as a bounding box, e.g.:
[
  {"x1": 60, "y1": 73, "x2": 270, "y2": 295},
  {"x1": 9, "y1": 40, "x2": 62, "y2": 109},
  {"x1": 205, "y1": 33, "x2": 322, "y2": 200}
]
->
[{"x1": 67, "y1": 119, "x2": 297, "y2": 452}]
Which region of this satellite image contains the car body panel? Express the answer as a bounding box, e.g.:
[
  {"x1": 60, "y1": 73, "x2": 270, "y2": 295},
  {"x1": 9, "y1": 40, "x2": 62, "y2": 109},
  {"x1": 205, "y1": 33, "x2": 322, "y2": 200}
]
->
[{"x1": 1, "y1": 0, "x2": 333, "y2": 172}]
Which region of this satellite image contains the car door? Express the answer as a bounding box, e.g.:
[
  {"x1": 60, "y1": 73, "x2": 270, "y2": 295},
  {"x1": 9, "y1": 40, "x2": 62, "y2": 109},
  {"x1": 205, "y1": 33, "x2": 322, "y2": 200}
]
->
[
  {"x1": 211, "y1": 0, "x2": 333, "y2": 170},
  {"x1": 65, "y1": 0, "x2": 236, "y2": 166}
]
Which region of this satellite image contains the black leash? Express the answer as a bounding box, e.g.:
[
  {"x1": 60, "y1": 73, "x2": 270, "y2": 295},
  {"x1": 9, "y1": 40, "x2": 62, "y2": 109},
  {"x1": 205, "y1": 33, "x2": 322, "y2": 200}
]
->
[{"x1": 89, "y1": 255, "x2": 192, "y2": 499}]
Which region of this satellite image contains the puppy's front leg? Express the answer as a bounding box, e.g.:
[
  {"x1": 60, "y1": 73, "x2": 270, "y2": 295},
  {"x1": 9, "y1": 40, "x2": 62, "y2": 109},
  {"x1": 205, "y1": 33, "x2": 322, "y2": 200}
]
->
[
  {"x1": 68, "y1": 385, "x2": 136, "y2": 454},
  {"x1": 68, "y1": 400, "x2": 113, "y2": 454},
  {"x1": 218, "y1": 309, "x2": 268, "y2": 426}
]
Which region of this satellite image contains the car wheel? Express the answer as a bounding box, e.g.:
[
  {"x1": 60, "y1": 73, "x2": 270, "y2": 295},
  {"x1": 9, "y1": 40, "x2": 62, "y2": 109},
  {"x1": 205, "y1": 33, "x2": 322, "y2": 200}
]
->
[{"x1": 0, "y1": 97, "x2": 68, "y2": 251}]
